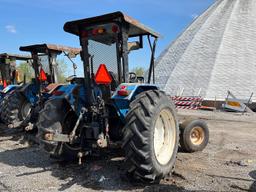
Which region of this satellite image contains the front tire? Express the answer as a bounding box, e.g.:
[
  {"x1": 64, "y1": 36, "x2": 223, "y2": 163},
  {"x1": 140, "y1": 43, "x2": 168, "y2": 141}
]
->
[{"x1": 122, "y1": 90, "x2": 179, "y2": 183}]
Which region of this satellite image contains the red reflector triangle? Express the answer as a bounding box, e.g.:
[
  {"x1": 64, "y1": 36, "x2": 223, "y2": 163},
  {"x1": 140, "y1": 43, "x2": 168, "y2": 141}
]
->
[
  {"x1": 95, "y1": 64, "x2": 112, "y2": 84},
  {"x1": 3, "y1": 80, "x2": 7, "y2": 88},
  {"x1": 39, "y1": 68, "x2": 47, "y2": 81}
]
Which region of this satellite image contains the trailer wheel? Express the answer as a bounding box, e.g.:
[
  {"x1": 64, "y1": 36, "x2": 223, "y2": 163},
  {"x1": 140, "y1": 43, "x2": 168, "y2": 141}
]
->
[
  {"x1": 180, "y1": 119, "x2": 209, "y2": 152},
  {"x1": 122, "y1": 90, "x2": 179, "y2": 183}
]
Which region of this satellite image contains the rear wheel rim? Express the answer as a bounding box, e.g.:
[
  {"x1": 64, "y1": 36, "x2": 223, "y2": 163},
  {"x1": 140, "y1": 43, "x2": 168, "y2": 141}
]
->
[
  {"x1": 153, "y1": 109, "x2": 176, "y2": 165},
  {"x1": 190, "y1": 126, "x2": 205, "y2": 145},
  {"x1": 21, "y1": 101, "x2": 31, "y2": 120}
]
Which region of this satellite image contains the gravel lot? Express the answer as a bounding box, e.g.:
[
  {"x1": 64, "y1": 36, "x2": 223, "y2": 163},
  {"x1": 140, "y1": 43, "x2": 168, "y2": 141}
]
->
[{"x1": 0, "y1": 110, "x2": 256, "y2": 192}]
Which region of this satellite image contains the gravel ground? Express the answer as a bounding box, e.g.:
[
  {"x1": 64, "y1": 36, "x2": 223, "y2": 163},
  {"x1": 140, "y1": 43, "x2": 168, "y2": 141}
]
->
[{"x1": 0, "y1": 110, "x2": 256, "y2": 192}]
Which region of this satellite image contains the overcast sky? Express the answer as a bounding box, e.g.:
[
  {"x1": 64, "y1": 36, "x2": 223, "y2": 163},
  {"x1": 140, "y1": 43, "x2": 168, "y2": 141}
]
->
[{"x1": 0, "y1": 0, "x2": 214, "y2": 76}]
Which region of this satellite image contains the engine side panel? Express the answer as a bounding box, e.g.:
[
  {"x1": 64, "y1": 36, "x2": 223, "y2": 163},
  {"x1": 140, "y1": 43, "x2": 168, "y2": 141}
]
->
[{"x1": 111, "y1": 83, "x2": 158, "y2": 121}]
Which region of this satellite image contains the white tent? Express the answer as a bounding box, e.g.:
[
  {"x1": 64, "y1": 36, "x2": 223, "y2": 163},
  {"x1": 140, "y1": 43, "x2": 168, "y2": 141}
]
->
[{"x1": 155, "y1": 0, "x2": 256, "y2": 101}]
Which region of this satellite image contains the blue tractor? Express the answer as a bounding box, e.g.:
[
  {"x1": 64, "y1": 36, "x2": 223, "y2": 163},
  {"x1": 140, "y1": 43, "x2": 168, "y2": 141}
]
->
[
  {"x1": 0, "y1": 53, "x2": 31, "y2": 96},
  {"x1": 0, "y1": 44, "x2": 80, "y2": 131},
  {"x1": 38, "y1": 12, "x2": 209, "y2": 183},
  {"x1": 0, "y1": 53, "x2": 31, "y2": 120}
]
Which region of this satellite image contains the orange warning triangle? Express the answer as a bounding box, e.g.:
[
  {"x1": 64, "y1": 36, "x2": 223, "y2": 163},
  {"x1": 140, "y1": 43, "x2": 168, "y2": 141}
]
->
[
  {"x1": 94, "y1": 64, "x2": 112, "y2": 84},
  {"x1": 39, "y1": 68, "x2": 47, "y2": 81}
]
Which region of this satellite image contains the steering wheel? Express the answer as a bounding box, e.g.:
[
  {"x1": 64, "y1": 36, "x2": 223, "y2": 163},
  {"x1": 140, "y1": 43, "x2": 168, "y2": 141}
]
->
[
  {"x1": 129, "y1": 72, "x2": 137, "y2": 83},
  {"x1": 66, "y1": 75, "x2": 77, "y2": 82}
]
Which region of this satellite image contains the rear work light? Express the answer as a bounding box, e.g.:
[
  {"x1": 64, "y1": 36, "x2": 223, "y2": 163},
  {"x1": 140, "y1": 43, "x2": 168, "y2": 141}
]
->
[
  {"x1": 97, "y1": 27, "x2": 105, "y2": 34},
  {"x1": 117, "y1": 85, "x2": 129, "y2": 96},
  {"x1": 81, "y1": 24, "x2": 118, "y2": 38},
  {"x1": 92, "y1": 27, "x2": 106, "y2": 36}
]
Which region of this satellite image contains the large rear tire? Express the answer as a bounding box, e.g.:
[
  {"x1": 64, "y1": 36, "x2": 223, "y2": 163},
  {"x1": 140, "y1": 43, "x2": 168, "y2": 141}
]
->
[
  {"x1": 0, "y1": 93, "x2": 12, "y2": 123},
  {"x1": 37, "y1": 99, "x2": 80, "y2": 161},
  {"x1": 122, "y1": 90, "x2": 179, "y2": 183},
  {"x1": 1, "y1": 92, "x2": 31, "y2": 127}
]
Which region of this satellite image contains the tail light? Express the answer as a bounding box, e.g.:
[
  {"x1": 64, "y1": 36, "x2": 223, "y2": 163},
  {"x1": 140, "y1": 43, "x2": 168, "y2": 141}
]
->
[
  {"x1": 112, "y1": 25, "x2": 119, "y2": 33},
  {"x1": 92, "y1": 28, "x2": 98, "y2": 36},
  {"x1": 81, "y1": 31, "x2": 88, "y2": 38},
  {"x1": 117, "y1": 85, "x2": 129, "y2": 96}
]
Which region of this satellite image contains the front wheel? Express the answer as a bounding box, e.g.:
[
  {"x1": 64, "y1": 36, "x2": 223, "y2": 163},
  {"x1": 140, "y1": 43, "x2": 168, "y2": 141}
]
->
[{"x1": 122, "y1": 90, "x2": 179, "y2": 183}]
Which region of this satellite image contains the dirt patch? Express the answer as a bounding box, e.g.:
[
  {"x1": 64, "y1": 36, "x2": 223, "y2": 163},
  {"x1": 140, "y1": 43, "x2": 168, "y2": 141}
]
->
[{"x1": 0, "y1": 110, "x2": 256, "y2": 191}]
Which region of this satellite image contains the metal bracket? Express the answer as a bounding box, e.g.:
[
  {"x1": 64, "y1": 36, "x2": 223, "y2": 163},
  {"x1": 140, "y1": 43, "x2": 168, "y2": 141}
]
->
[
  {"x1": 69, "y1": 107, "x2": 87, "y2": 143},
  {"x1": 44, "y1": 132, "x2": 70, "y2": 142}
]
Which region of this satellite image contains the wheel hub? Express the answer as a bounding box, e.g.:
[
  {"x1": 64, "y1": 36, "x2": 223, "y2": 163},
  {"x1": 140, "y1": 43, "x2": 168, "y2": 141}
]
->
[
  {"x1": 153, "y1": 109, "x2": 176, "y2": 165},
  {"x1": 190, "y1": 126, "x2": 205, "y2": 145}
]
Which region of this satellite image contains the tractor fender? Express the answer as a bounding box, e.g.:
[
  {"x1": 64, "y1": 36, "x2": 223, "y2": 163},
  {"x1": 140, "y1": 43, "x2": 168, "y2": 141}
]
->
[
  {"x1": 50, "y1": 84, "x2": 86, "y2": 116},
  {"x1": 111, "y1": 83, "x2": 158, "y2": 121},
  {"x1": 16, "y1": 83, "x2": 39, "y2": 105},
  {"x1": 0, "y1": 85, "x2": 21, "y2": 102},
  {"x1": 17, "y1": 83, "x2": 35, "y2": 93},
  {"x1": 43, "y1": 83, "x2": 64, "y2": 94},
  {"x1": 0, "y1": 84, "x2": 21, "y2": 94}
]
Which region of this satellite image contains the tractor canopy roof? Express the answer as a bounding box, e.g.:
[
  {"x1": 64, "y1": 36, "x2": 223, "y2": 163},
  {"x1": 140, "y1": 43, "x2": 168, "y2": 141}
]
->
[
  {"x1": 19, "y1": 44, "x2": 81, "y2": 55},
  {"x1": 64, "y1": 11, "x2": 161, "y2": 38},
  {"x1": 0, "y1": 53, "x2": 31, "y2": 61}
]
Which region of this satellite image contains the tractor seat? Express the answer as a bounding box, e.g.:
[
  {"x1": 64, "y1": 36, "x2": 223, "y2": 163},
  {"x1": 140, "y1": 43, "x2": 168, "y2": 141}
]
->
[
  {"x1": 71, "y1": 77, "x2": 84, "y2": 84},
  {"x1": 43, "y1": 83, "x2": 64, "y2": 94}
]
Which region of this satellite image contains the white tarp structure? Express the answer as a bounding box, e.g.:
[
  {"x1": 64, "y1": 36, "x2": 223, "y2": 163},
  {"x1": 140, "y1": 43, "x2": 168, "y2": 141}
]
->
[{"x1": 154, "y1": 0, "x2": 256, "y2": 101}]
